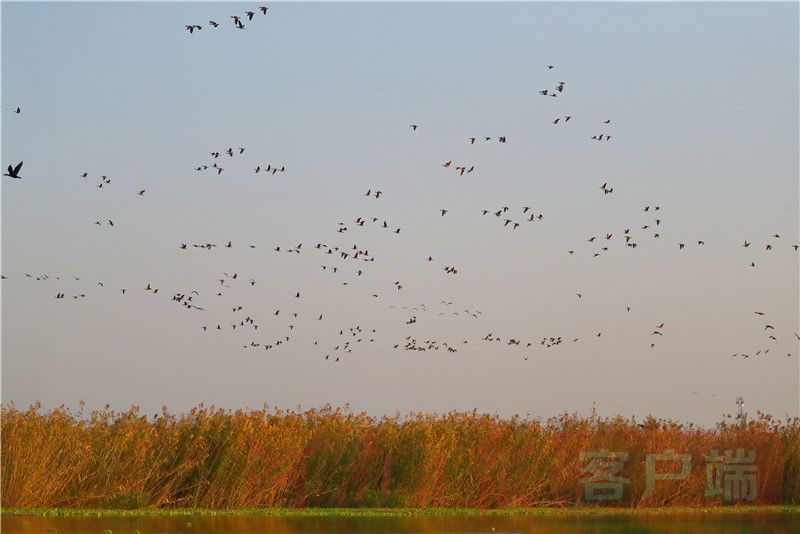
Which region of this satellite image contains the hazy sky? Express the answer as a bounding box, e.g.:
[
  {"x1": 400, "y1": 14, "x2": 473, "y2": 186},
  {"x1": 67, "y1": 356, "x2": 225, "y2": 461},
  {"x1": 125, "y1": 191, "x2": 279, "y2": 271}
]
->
[{"x1": 2, "y1": 2, "x2": 798, "y2": 426}]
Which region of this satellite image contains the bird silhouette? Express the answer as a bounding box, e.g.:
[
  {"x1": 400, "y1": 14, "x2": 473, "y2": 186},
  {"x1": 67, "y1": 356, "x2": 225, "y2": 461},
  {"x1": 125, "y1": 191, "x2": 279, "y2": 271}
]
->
[{"x1": 4, "y1": 161, "x2": 22, "y2": 179}]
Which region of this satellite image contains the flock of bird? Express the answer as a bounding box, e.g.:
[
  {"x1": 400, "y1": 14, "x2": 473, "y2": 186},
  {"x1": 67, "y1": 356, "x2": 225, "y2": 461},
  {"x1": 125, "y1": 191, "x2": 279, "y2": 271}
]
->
[
  {"x1": 3, "y1": 6, "x2": 798, "y2": 397},
  {"x1": 441, "y1": 160, "x2": 476, "y2": 176},
  {"x1": 186, "y1": 5, "x2": 268, "y2": 33},
  {"x1": 193, "y1": 148, "x2": 286, "y2": 177},
  {"x1": 480, "y1": 205, "x2": 544, "y2": 231}
]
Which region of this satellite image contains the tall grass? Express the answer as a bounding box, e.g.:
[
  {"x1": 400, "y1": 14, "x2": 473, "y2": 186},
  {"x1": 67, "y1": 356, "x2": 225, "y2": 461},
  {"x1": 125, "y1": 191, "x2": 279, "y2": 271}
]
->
[{"x1": 2, "y1": 402, "x2": 797, "y2": 509}]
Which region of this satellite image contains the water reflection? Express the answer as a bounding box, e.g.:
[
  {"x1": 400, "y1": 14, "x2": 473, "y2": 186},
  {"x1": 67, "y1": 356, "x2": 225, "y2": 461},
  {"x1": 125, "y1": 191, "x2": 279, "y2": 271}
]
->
[{"x1": 3, "y1": 512, "x2": 799, "y2": 534}]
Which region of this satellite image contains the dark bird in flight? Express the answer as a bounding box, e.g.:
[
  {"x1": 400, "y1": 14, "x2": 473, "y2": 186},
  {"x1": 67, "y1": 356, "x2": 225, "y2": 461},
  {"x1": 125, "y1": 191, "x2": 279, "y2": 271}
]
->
[
  {"x1": 4, "y1": 161, "x2": 22, "y2": 179},
  {"x1": 410, "y1": 124, "x2": 418, "y2": 131},
  {"x1": 14, "y1": 107, "x2": 21, "y2": 114},
  {"x1": 260, "y1": 6, "x2": 268, "y2": 14},
  {"x1": 138, "y1": 190, "x2": 146, "y2": 196},
  {"x1": 209, "y1": 20, "x2": 219, "y2": 27},
  {"x1": 185, "y1": 25, "x2": 201, "y2": 33},
  {"x1": 246, "y1": 11, "x2": 255, "y2": 20}
]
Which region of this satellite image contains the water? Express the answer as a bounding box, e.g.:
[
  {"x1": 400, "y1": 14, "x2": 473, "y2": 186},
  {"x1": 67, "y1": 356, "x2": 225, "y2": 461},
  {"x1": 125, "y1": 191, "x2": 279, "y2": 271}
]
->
[{"x1": 3, "y1": 512, "x2": 799, "y2": 534}]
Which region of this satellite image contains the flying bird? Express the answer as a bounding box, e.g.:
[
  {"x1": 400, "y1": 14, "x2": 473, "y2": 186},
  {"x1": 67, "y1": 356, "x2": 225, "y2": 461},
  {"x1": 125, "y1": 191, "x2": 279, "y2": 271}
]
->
[{"x1": 4, "y1": 161, "x2": 22, "y2": 179}]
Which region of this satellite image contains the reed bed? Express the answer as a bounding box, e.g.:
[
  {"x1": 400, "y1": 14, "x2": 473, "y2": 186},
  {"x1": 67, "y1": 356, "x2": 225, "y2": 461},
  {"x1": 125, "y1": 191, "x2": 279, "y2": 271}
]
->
[{"x1": 2, "y1": 402, "x2": 798, "y2": 509}]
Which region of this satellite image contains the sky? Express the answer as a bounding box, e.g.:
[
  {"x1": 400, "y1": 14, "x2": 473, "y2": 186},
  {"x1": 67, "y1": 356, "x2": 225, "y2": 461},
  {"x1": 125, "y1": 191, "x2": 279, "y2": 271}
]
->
[{"x1": 1, "y1": 2, "x2": 798, "y2": 427}]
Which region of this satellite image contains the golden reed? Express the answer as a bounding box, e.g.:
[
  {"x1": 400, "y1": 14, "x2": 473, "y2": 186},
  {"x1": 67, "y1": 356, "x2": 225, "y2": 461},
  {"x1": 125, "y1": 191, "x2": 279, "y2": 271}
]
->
[{"x1": 2, "y1": 402, "x2": 798, "y2": 508}]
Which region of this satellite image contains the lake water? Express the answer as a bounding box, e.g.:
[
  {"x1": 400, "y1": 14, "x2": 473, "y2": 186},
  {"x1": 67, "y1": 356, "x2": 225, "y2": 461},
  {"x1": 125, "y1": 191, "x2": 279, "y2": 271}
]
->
[{"x1": 3, "y1": 512, "x2": 800, "y2": 533}]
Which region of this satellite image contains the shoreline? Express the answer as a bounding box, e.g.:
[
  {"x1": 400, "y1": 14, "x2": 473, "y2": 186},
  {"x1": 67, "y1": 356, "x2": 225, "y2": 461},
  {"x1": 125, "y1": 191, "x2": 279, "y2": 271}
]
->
[{"x1": 4, "y1": 506, "x2": 799, "y2": 518}]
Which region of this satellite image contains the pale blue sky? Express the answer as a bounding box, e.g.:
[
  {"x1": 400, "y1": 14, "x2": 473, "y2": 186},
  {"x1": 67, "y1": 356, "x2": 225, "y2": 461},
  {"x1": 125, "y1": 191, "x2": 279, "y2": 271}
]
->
[{"x1": 2, "y1": 2, "x2": 798, "y2": 425}]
